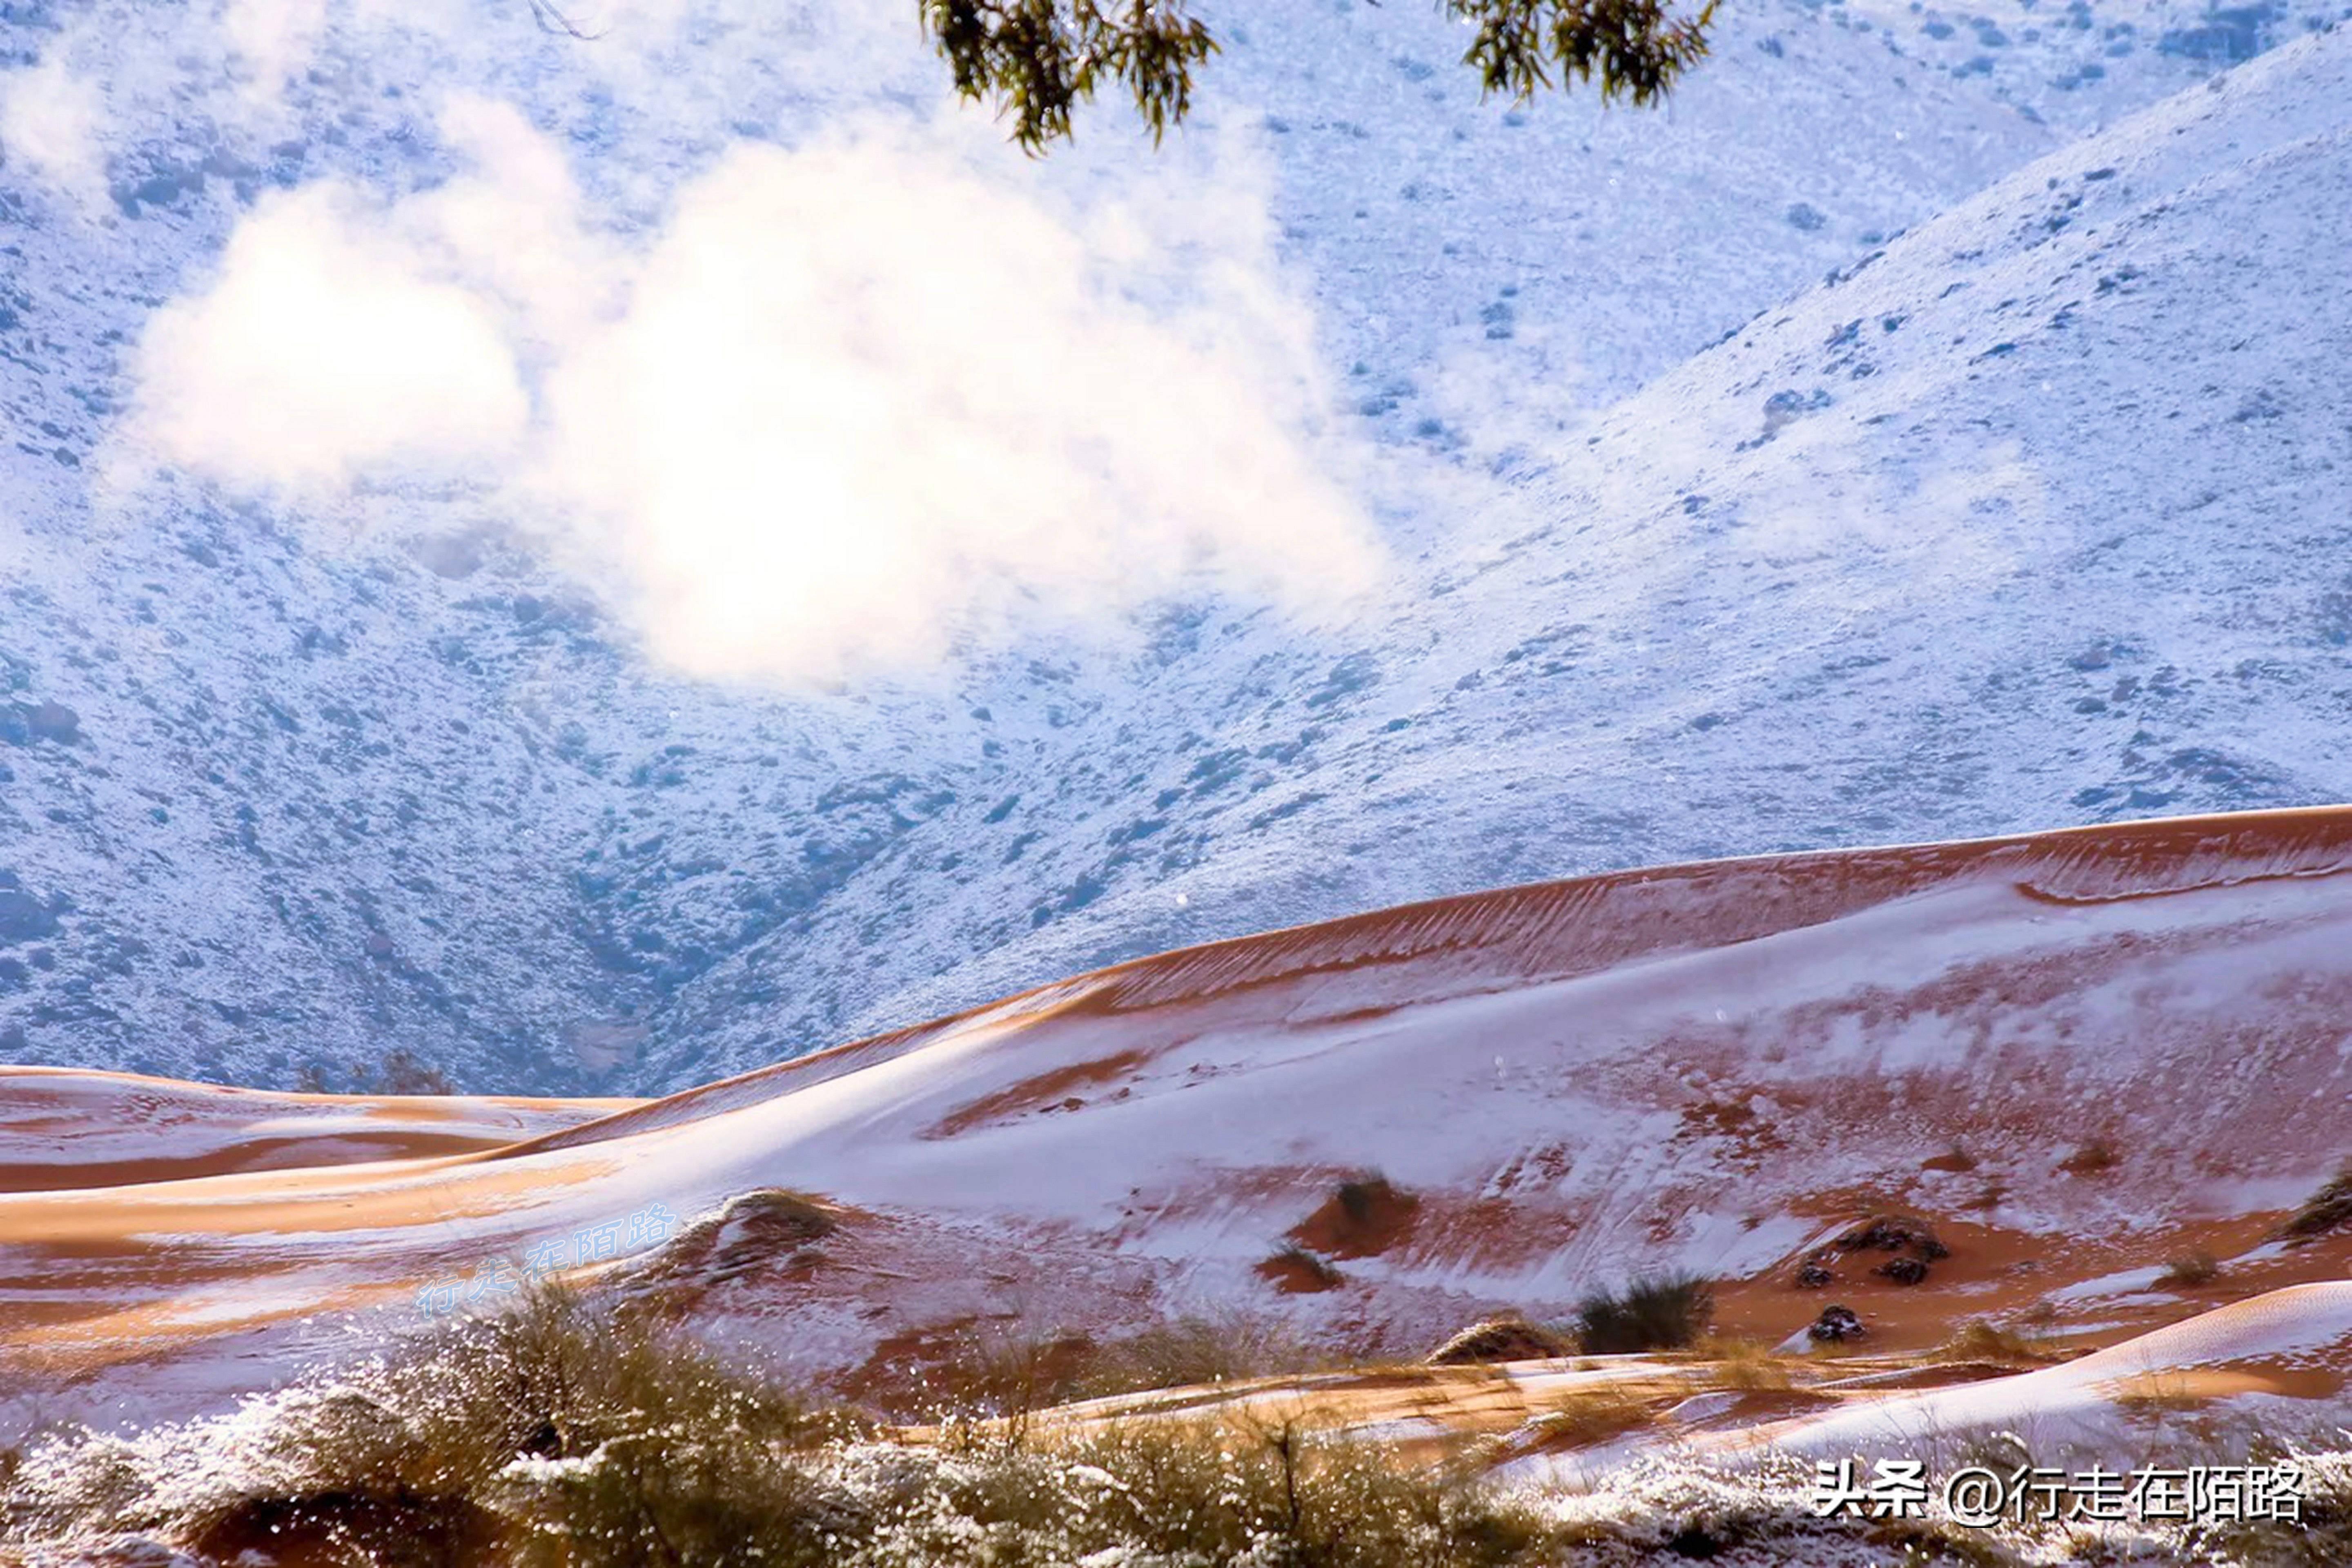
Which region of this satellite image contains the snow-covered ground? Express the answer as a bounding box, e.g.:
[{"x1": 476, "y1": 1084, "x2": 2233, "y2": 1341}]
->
[{"x1": 1, "y1": 0, "x2": 2347, "y2": 1097}]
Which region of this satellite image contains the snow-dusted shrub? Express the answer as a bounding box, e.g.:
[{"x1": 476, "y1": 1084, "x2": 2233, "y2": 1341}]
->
[{"x1": 1573, "y1": 1274, "x2": 1715, "y2": 1355}]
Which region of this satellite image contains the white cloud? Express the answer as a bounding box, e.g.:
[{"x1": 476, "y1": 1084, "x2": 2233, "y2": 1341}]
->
[
  {"x1": 403, "y1": 96, "x2": 621, "y2": 352},
  {"x1": 222, "y1": 0, "x2": 331, "y2": 99},
  {"x1": 125, "y1": 101, "x2": 1381, "y2": 685},
  {"x1": 0, "y1": 58, "x2": 106, "y2": 200},
  {"x1": 132, "y1": 181, "x2": 533, "y2": 494}
]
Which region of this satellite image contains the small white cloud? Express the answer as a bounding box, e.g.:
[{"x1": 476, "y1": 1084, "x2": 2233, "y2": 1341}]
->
[
  {"x1": 0, "y1": 58, "x2": 106, "y2": 201},
  {"x1": 131, "y1": 182, "x2": 533, "y2": 495},
  {"x1": 222, "y1": 0, "x2": 331, "y2": 99},
  {"x1": 404, "y1": 95, "x2": 622, "y2": 352}
]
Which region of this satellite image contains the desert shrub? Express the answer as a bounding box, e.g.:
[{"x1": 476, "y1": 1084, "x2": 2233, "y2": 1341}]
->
[
  {"x1": 374, "y1": 1049, "x2": 457, "y2": 1096},
  {"x1": 266, "y1": 1284, "x2": 838, "y2": 1565},
  {"x1": 2156, "y1": 1247, "x2": 2221, "y2": 1287},
  {"x1": 485, "y1": 1429, "x2": 835, "y2": 1568},
  {"x1": 506, "y1": 1406, "x2": 1567, "y2": 1568},
  {"x1": 5, "y1": 1281, "x2": 849, "y2": 1566},
  {"x1": 2189, "y1": 1445, "x2": 2352, "y2": 1566},
  {"x1": 1703, "y1": 1338, "x2": 1793, "y2": 1391},
  {"x1": 1931, "y1": 1320, "x2": 2047, "y2": 1366},
  {"x1": 1336, "y1": 1174, "x2": 1390, "y2": 1225},
  {"x1": 2059, "y1": 1138, "x2": 2121, "y2": 1176},
  {"x1": 1259, "y1": 1243, "x2": 1346, "y2": 1292},
  {"x1": 428, "y1": 1280, "x2": 835, "y2": 1461},
  {"x1": 953, "y1": 1323, "x2": 1103, "y2": 1431},
  {"x1": 1003, "y1": 1418, "x2": 1564, "y2": 1568},
  {"x1": 500, "y1": 1412, "x2": 1569, "y2": 1568},
  {"x1": 1572, "y1": 1273, "x2": 1714, "y2": 1354},
  {"x1": 1294, "y1": 1172, "x2": 1421, "y2": 1259},
  {"x1": 2280, "y1": 1159, "x2": 2352, "y2": 1241}
]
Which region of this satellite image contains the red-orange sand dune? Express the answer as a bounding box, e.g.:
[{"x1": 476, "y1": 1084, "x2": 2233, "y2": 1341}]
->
[
  {"x1": 0, "y1": 1067, "x2": 639, "y2": 1194},
  {"x1": 4, "y1": 807, "x2": 2350, "y2": 1432}
]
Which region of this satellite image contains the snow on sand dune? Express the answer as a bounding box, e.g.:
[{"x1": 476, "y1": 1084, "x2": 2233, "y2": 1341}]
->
[
  {"x1": 5, "y1": 806, "x2": 2352, "y2": 1433},
  {"x1": 0, "y1": 1067, "x2": 640, "y2": 1195},
  {"x1": 1649, "y1": 1283, "x2": 2352, "y2": 1473}
]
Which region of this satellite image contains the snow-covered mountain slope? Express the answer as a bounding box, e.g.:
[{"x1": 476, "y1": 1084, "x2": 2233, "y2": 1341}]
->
[
  {"x1": 7, "y1": 806, "x2": 2351, "y2": 1432},
  {"x1": 626, "y1": 24, "x2": 2352, "y2": 1089},
  {"x1": 0, "y1": 0, "x2": 2346, "y2": 1095}
]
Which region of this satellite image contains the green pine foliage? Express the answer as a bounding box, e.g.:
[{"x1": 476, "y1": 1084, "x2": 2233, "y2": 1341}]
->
[{"x1": 918, "y1": 0, "x2": 1717, "y2": 151}]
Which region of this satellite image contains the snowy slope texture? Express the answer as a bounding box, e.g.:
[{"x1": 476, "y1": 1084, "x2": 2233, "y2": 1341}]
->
[
  {"x1": 637, "y1": 22, "x2": 2352, "y2": 1089},
  {"x1": 0, "y1": 0, "x2": 2346, "y2": 1094}
]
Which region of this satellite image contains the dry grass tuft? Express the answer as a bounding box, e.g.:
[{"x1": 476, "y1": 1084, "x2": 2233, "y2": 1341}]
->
[
  {"x1": 1428, "y1": 1316, "x2": 1575, "y2": 1367},
  {"x1": 1519, "y1": 1384, "x2": 1658, "y2": 1454},
  {"x1": 2280, "y1": 1158, "x2": 2352, "y2": 1243},
  {"x1": 1930, "y1": 1319, "x2": 2051, "y2": 1367},
  {"x1": 21, "y1": 1279, "x2": 856, "y2": 1567},
  {"x1": 1703, "y1": 1338, "x2": 1794, "y2": 1392},
  {"x1": 2155, "y1": 1247, "x2": 2221, "y2": 1288},
  {"x1": 1258, "y1": 1243, "x2": 1346, "y2": 1293}
]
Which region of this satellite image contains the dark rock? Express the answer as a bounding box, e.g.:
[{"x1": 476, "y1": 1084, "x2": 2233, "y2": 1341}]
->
[
  {"x1": 1836, "y1": 1214, "x2": 1949, "y2": 1259},
  {"x1": 1808, "y1": 1304, "x2": 1866, "y2": 1343},
  {"x1": 25, "y1": 700, "x2": 79, "y2": 744},
  {"x1": 1875, "y1": 1255, "x2": 1931, "y2": 1285},
  {"x1": 1794, "y1": 1261, "x2": 1835, "y2": 1289}
]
